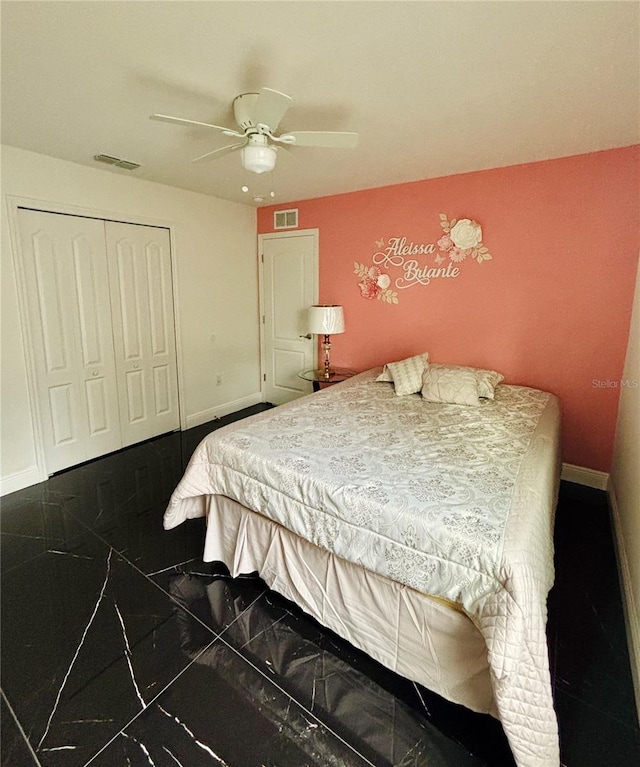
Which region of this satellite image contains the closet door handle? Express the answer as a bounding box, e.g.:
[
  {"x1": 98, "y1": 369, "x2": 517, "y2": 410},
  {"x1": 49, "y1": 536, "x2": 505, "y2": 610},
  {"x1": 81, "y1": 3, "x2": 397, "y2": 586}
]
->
[{"x1": 299, "y1": 334, "x2": 312, "y2": 340}]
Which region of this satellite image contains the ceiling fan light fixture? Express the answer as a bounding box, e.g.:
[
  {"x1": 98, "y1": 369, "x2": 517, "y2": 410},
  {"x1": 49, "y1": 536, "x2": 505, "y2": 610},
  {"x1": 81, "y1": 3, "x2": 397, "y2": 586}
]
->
[
  {"x1": 150, "y1": 87, "x2": 359, "y2": 175},
  {"x1": 241, "y1": 143, "x2": 277, "y2": 174}
]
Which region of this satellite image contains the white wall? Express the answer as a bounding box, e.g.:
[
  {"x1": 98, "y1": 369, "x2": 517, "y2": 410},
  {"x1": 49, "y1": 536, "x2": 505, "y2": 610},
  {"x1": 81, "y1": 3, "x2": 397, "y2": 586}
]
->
[
  {"x1": 1, "y1": 145, "x2": 260, "y2": 494},
  {"x1": 610, "y1": 254, "x2": 640, "y2": 719}
]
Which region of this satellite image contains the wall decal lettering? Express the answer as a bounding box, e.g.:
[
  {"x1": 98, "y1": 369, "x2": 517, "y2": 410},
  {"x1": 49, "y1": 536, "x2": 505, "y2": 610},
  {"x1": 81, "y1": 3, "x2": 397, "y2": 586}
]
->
[{"x1": 355, "y1": 215, "x2": 492, "y2": 303}]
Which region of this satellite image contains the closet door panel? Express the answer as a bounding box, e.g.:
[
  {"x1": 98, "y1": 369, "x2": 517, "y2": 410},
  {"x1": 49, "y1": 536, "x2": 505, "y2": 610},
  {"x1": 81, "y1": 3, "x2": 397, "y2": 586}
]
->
[
  {"x1": 18, "y1": 210, "x2": 121, "y2": 472},
  {"x1": 125, "y1": 369, "x2": 146, "y2": 422},
  {"x1": 48, "y1": 385, "x2": 75, "y2": 445},
  {"x1": 85, "y1": 378, "x2": 110, "y2": 434},
  {"x1": 146, "y1": 242, "x2": 170, "y2": 355},
  {"x1": 106, "y1": 222, "x2": 179, "y2": 446},
  {"x1": 73, "y1": 235, "x2": 104, "y2": 366},
  {"x1": 32, "y1": 231, "x2": 67, "y2": 373},
  {"x1": 115, "y1": 239, "x2": 144, "y2": 360},
  {"x1": 152, "y1": 366, "x2": 172, "y2": 415}
]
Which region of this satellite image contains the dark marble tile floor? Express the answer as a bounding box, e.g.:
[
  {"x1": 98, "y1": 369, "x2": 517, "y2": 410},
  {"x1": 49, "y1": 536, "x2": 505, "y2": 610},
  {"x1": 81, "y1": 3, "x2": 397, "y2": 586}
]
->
[{"x1": 1, "y1": 407, "x2": 639, "y2": 766}]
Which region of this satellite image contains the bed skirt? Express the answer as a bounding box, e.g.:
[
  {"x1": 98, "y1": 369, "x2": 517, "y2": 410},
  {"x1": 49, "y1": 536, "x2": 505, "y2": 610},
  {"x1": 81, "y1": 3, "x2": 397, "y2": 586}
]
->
[{"x1": 202, "y1": 493, "x2": 499, "y2": 717}]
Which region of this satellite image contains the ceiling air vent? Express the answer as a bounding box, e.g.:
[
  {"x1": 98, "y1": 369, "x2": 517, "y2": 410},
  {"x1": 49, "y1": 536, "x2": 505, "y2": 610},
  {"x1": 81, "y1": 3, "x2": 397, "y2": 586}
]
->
[
  {"x1": 93, "y1": 154, "x2": 140, "y2": 170},
  {"x1": 274, "y1": 209, "x2": 298, "y2": 229}
]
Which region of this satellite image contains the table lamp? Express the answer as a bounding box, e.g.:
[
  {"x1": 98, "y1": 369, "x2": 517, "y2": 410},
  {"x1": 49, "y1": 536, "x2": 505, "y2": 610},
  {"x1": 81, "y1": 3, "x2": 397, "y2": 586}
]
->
[{"x1": 308, "y1": 305, "x2": 345, "y2": 379}]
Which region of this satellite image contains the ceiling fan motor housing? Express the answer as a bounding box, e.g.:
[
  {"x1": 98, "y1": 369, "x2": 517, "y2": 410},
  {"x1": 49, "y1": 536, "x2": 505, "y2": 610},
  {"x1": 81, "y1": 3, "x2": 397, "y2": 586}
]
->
[{"x1": 233, "y1": 93, "x2": 259, "y2": 131}]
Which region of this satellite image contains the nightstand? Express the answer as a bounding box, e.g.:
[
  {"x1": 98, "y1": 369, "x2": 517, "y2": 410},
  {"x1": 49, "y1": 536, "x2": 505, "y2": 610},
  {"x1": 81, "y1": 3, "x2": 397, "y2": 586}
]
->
[{"x1": 298, "y1": 367, "x2": 357, "y2": 392}]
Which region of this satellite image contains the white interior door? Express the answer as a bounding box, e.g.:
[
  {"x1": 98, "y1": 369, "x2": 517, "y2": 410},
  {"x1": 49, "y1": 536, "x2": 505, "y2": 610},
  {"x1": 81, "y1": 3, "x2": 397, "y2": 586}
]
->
[
  {"x1": 106, "y1": 222, "x2": 179, "y2": 446},
  {"x1": 18, "y1": 209, "x2": 121, "y2": 472},
  {"x1": 260, "y1": 230, "x2": 318, "y2": 405}
]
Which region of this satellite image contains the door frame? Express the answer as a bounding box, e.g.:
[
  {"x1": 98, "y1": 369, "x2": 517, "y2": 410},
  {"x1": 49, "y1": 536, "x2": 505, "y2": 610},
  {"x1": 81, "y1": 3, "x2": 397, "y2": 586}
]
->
[
  {"x1": 5, "y1": 195, "x2": 186, "y2": 483},
  {"x1": 258, "y1": 228, "x2": 319, "y2": 401}
]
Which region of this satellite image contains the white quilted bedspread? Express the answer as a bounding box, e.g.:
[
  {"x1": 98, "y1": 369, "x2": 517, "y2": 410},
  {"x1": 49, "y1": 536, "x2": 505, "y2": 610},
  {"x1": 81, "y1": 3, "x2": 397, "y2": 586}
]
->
[{"x1": 165, "y1": 370, "x2": 561, "y2": 767}]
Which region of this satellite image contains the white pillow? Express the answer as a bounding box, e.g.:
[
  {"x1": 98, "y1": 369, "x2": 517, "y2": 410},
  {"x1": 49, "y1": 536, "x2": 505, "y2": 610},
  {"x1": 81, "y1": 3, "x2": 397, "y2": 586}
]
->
[
  {"x1": 385, "y1": 353, "x2": 430, "y2": 396},
  {"x1": 376, "y1": 353, "x2": 429, "y2": 384},
  {"x1": 456, "y1": 365, "x2": 504, "y2": 399},
  {"x1": 417, "y1": 363, "x2": 503, "y2": 399},
  {"x1": 421, "y1": 365, "x2": 483, "y2": 406}
]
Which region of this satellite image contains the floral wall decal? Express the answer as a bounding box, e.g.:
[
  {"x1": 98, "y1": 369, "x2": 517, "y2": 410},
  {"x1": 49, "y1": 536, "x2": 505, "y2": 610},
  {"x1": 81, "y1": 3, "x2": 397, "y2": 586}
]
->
[
  {"x1": 354, "y1": 262, "x2": 398, "y2": 303},
  {"x1": 354, "y1": 214, "x2": 492, "y2": 302},
  {"x1": 438, "y1": 215, "x2": 492, "y2": 263}
]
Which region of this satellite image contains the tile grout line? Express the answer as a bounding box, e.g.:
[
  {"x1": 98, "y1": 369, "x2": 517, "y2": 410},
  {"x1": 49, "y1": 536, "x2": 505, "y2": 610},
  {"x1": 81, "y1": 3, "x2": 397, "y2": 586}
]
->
[
  {"x1": 81, "y1": 634, "x2": 222, "y2": 766},
  {"x1": 210, "y1": 631, "x2": 378, "y2": 767},
  {"x1": 83, "y1": 548, "x2": 377, "y2": 766}
]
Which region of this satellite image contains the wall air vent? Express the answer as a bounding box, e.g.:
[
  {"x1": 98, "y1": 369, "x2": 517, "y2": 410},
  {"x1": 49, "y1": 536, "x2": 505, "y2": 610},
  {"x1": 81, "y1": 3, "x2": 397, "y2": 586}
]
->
[
  {"x1": 93, "y1": 154, "x2": 141, "y2": 170},
  {"x1": 274, "y1": 209, "x2": 298, "y2": 229}
]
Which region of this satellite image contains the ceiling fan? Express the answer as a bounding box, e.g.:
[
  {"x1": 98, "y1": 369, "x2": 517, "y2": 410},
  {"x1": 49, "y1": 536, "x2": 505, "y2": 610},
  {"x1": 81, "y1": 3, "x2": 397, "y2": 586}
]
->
[{"x1": 150, "y1": 87, "x2": 358, "y2": 174}]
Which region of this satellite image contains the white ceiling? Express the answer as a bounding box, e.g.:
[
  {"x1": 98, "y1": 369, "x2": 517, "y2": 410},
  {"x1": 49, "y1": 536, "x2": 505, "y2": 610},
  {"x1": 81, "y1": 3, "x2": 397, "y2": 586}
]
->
[{"x1": 2, "y1": 1, "x2": 638, "y2": 208}]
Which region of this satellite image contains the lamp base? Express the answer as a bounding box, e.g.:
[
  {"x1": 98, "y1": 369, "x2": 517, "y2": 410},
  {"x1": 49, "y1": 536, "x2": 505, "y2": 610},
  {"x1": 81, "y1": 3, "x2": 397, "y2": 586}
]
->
[{"x1": 322, "y1": 335, "x2": 332, "y2": 379}]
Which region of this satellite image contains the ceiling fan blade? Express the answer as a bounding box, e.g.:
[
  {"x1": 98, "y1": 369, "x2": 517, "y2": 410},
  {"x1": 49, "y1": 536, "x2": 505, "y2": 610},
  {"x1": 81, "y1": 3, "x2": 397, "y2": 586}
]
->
[
  {"x1": 251, "y1": 88, "x2": 292, "y2": 131},
  {"x1": 283, "y1": 131, "x2": 359, "y2": 148},
  {"x1": 150, "y1": 113, "x2": 242, "y2": 137},
  {"x1": 191, "y1": 141, "x2": 246, "y2": 164},
  {"x1": 274, "y1": 145, "x2": 295, "y2": 161}
]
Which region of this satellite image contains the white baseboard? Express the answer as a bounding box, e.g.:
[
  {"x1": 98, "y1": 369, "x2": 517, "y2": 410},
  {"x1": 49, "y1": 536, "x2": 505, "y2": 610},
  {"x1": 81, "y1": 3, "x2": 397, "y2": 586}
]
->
[
  {"x1": 561, "y1": 462, "x2": 609, "y2": 490},
  {"x1": 1, "y1": 395, "x2": 265, "y2": 496},
  {"x1": 0, "y1": 465, "x2": 46, "y2": 497},
  {"x1": 607, "y1": 482, "x2": 640, "y2": 725},
  {"x1": 185, "y1": 392, "x2": 264, "y2": 430}
]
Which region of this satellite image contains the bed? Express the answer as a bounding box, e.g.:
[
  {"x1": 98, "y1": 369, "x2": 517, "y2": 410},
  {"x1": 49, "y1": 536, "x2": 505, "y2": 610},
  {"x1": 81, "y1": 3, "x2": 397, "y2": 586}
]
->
[{"x1": 164, "y1": 367, "x2": 562, "y2": 767}]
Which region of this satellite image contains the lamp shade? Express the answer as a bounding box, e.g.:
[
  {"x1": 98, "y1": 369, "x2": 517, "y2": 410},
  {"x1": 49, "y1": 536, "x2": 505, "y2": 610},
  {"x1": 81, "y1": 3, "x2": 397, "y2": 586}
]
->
[
  {"x1": 308, "y1": 305, "x2": 345, "y2": 335},
  {"x1": 241, "y1": 143, "x2": 277, "y2": 174}
]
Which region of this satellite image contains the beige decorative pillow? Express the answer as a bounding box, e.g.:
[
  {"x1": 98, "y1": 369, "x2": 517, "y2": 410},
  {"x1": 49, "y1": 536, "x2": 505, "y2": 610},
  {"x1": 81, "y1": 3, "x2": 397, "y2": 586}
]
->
[
  {"x1": 385, "y1": 353, "x2": 430, "y2": 396},
  {"x1": 421, "y1": 365, "x2": 483, "y2": 406},
  {"x1": 455, "y1": 365, "x2": 504, "y2": 399},
  {"x1": 375, "y1": 365, "x2": 394, "y2": 382}
]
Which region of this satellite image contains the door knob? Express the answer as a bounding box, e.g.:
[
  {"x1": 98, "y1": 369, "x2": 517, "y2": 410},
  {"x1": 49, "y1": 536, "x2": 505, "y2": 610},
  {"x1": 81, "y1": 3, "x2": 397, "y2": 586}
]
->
[
  {"x1": 299, "y1": 334, "x2": 312, "y2": 340},
  {"x1": 92, "y1": 371, "x2": 98, "y2": 377},
  {"x1": 133, "y1": 363, "x2": 140, "y2": 369}
]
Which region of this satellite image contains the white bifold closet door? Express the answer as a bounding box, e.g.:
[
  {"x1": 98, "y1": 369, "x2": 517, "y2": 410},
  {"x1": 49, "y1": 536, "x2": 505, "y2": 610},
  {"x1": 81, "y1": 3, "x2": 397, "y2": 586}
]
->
[
  {"x1": 17, "y1": 209, "x2": 179, "y2": 474},
  {"x1": 105, "y1": 221, "x2": 179, "y2": 447}
]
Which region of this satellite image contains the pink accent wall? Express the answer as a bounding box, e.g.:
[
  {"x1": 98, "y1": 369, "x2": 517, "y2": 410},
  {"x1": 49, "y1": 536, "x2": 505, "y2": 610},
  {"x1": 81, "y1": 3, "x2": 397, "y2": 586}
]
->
[{"x1": 258, "y1": 147, "x2": 639, "y2": 472}]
